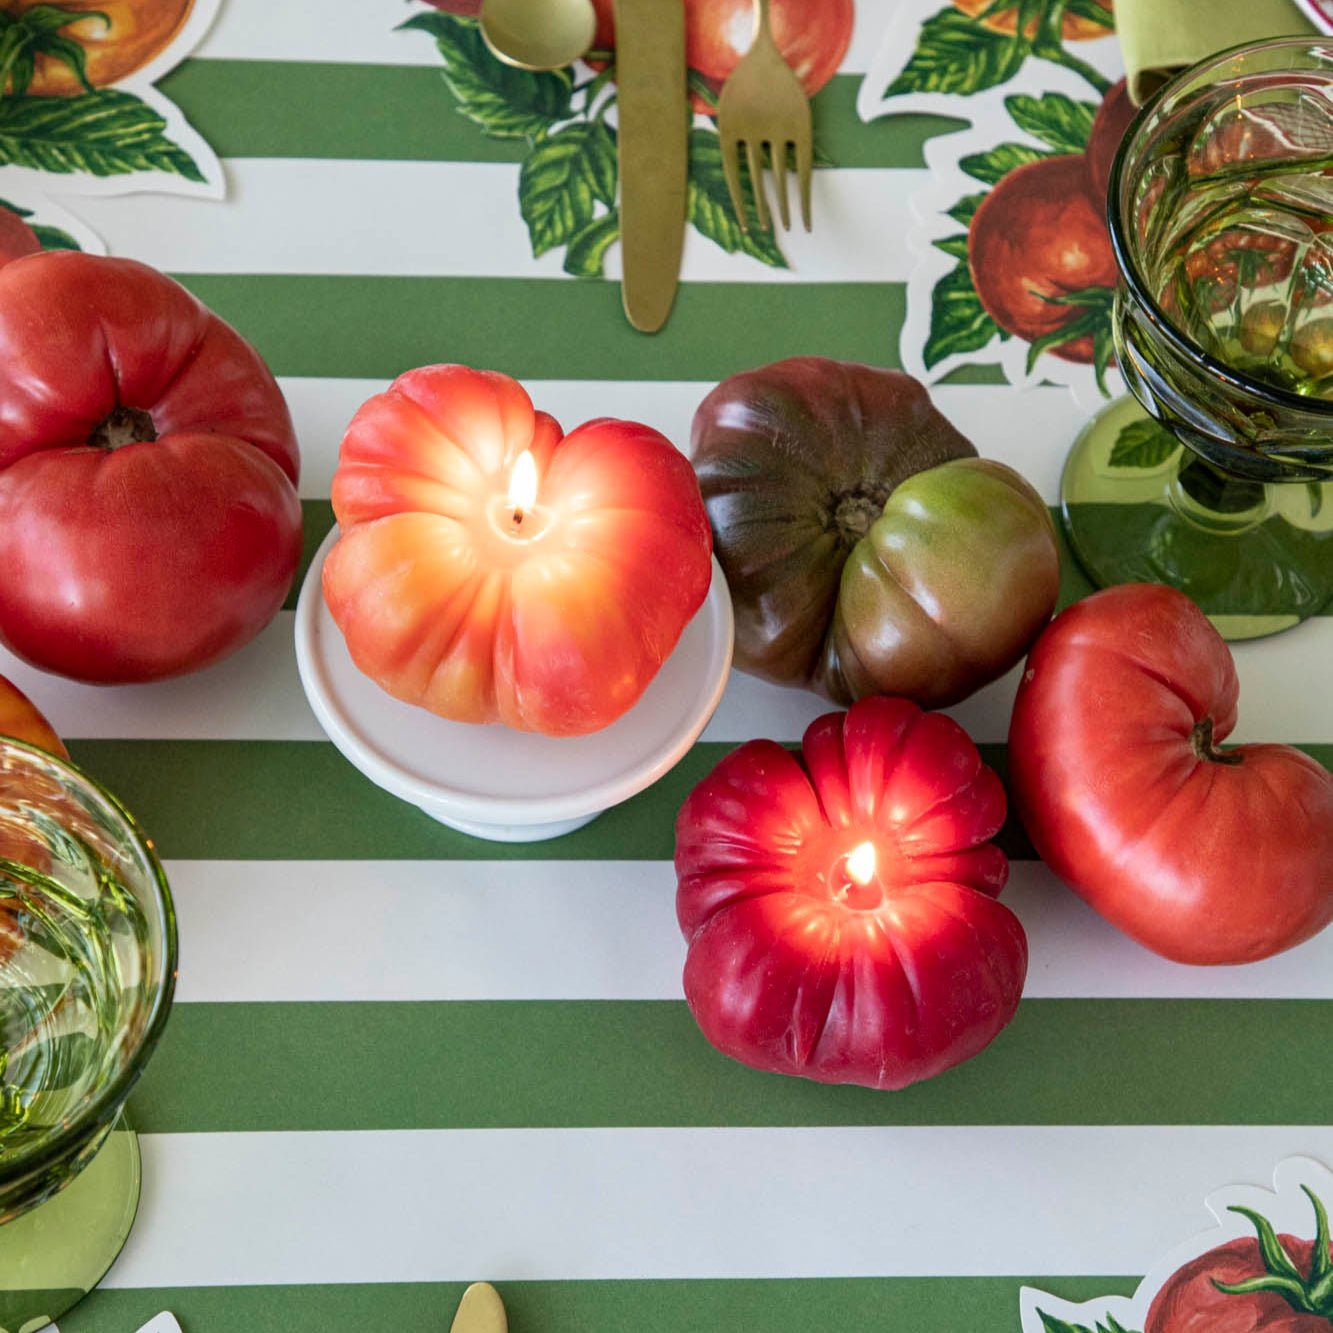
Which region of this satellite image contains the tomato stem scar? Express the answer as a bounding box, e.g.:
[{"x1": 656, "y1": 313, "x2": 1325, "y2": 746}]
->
[
  {"x1": 90, "y1": 406, "x2": 157, "y2": 451},
  {"x1": 1190, "y1": 716, "x2": 1244, "y2": 766}
]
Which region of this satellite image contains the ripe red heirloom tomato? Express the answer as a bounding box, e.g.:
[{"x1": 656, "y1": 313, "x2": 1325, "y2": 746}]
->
[
  {"x1": 1008, "y1": 583, "x2": 1333, "y2": 965},
  {"x1": 324, "y1": 364, "x2": 712, "y2": 736},
  {"x1": 0, "y1": 252, "x2": 302, "y2": 684},
  {"x1": 1146, "y1": 1190, "x2": 1333, "y2": 1331},
  {"x1": 675, "y1": 696, "x2": 1028, "y2": 1090}
]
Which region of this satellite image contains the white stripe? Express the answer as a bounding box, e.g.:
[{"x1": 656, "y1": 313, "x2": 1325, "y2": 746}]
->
[
  {"x1": 78, "y1": 159, "x2": 921, "y2": 281},
  {"x1": 4, "y1": 603, "x2": 1332, "y2": 746},
  {"x1": 107, "y1": 1125, "x2": 1333, "y2": 1286},
  {"x1": 283, "y1": 379, "x2": 1080, "y2": 505},
  {"x1": 168, "y1": 858, "x2": 1333, "y2": 1004},
  {"x1": 193, "y1": 0, "x2": 888, "y2": 72}
]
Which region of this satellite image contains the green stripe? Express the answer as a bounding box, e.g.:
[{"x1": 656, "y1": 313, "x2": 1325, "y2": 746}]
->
[
  {"x1": 158, "y1": 62, "x2": 964, "y2": 168},
  {"x1": 61, "y1": 737, "x2": 1333, "y2": 863},
  {"x1": 176, "y1": 274, "x2": 917, "y2": 382},
  {"x1": 128, "y1": 998, "x2": 1333, "y2": 1131},
  {"x1": 58, "y1": 1276, "x2": 1138, "y2": 1333}
]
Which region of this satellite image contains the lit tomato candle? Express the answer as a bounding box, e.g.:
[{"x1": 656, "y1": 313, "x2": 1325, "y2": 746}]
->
[
  {"x1": 674, "y1": 696, "x2": 1028, "y2": 1090},
  {"x1": 322, "y1": 364, "x2": 713, "y2": 737}
]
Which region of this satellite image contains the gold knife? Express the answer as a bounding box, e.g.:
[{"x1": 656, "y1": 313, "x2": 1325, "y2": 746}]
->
[
  {"x1": 449, "y1": 1282, "x2": 507, "y2": 1333},
  {"x1": 615, "y1": 0, "x2": 688, "y2": 333}
]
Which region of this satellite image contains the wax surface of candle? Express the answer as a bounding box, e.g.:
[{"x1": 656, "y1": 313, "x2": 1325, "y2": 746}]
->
[{"x1": 323, "y1": 364, "x2": 713, "y2": 736}]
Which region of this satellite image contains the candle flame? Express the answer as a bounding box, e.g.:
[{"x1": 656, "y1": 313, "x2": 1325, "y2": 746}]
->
[
  {"x1": 845, "y1": 841, "x2": 876, "y2": 887},
  {"x1": 507, "y1": 450, "x2": 538, "y2": 518}
]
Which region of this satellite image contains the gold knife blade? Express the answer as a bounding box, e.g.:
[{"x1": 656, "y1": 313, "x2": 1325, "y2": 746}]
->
[
  {"x1": 449, "y1": 1282, "x2": 507, "y2": 1333},
  {"x1": 615, "y1": 0, "x2": 687, "y2": 333}
]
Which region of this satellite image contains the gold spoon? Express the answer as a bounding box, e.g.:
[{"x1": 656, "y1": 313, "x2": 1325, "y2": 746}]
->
[{"x1": 479, "y1": 0, "x2": 597, "y2": 70}]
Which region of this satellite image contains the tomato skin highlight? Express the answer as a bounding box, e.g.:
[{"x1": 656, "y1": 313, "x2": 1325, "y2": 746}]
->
[
  {"x1": 675, "y1": 696, "x2": 1026, "y2": 1091},
  {"x1": 1008, "y1": 583, "x2": 1333, "y2": 965},
  {"x1": 0, "y1": 252, "x2": 302, "y2": 684},
  {"x1": 968, "y1": 154, "x2": 1119, "y2": 363}
]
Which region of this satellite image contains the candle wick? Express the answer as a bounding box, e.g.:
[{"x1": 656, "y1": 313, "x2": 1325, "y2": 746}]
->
[{"x1": 512, "y1": 508, "x2": 523, "y2": 528}]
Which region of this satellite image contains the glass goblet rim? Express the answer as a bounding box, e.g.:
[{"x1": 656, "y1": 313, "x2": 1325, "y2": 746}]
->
[
  {"x1": 0, "y1": 736, "x2": 178, "y2": 1184},
  {"x1": 1107, "y1": 34, "x2": 1333, "y2": 419}
]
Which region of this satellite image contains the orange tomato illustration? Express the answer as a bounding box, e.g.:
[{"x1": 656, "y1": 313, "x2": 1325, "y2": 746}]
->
[
  {"x1": 6, "y1": 0, "x2": 195, "y2": 96},
  {"x1": 951, "y1": 0, "x2": 1113, "y2": 41}
]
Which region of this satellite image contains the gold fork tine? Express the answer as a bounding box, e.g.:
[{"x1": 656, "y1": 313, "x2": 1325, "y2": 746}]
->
[
  {"x1": 722, "y1": 137, "x2": 750, "y2": 234},
  {"x1": 713, "y1": 0, "x2": 815, "y2": 234},
  {"x1": 744, "y1": 140, "x2": 770, "y2": 232}
]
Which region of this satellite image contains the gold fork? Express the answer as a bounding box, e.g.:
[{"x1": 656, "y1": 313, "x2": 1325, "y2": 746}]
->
[{"x1": 715, "y1": 0, "x2": 814, "y2": 233}]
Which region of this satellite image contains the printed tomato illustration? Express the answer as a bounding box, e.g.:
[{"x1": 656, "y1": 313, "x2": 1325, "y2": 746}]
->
[
  {"x1": 5, "y1": 0, "x2": 195, "y2": 96},
  {"x1": 951, "y1": 0, "x2": 1114, "y2": 40},
  {"x1": 1146, "y1": 1188, "x2": 1333, "y2": 1332},
  {"x1": 1086, "y1": 77, "x2": 1137, "y2": 206},
  {"x1": 589, "y1": 0, "x2": 853, "y2": 102},
  {"x1": 968, "y1": 153, "x2": 1118, "y2": 363}
]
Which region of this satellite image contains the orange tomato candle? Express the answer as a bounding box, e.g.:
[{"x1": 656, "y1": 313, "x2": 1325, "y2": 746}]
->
[{"x1": 322, "y1": 364, "x2": 713, "y2": 737}]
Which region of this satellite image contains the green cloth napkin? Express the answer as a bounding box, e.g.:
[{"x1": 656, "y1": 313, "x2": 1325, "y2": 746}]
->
[{"x1": 1117, "y1": 0, "x2": 1319, "y2": 103}]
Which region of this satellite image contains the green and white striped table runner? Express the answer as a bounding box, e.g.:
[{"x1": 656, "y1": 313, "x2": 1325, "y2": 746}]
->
[{"x1": 2, "y1": 0, "x2": 1331, "y2": 1327}]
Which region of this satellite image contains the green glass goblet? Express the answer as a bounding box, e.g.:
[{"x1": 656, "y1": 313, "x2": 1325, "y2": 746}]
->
[
  {"x1": 1062, "y1": 37, "x2": 1333, "y2": 639},
  {"x1": 0, "y1": 739, "x2": 177, "y2": 1332}
]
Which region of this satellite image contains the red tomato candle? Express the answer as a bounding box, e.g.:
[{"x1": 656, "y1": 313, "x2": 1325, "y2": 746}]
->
[
  {"x1": 323, "y1": 365, "x2": 713, "y2": 737},
  {"x1": 675, "y1": 697, "x2": 1028, "y2": 1090}
]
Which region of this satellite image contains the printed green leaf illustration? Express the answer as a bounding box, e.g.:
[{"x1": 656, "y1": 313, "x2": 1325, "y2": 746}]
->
[
  {"x1": 687, "y1": 128, "x2": 786, "y2": 269},
  {"x1": 946, "y1": 191, "x2": 987, "y2": 228},
  {"x1": 933, "y1": 234, "x2": 969, "y2": 260},
  {"x1": 886, "y1": 0, "x2": 1113, "y2": 100},
  {"x1": 924, "y1": 257, "x2": 1002, "y2": 368},
  {"x1": 959, "y1": 140, "x2": 1050, "y2": 185},
  {"x1": 1004, "y1": 91, "x2": 1097, "y2": 154},
  {"x1": 0, "y1": 89, "x2": 202, "y2": 179},
  {"x1": 886, "y1": 8, "x2": 1028, "y2": 98},
  {"x1": 564, "y1": 210, "x2": 620, "y2": 277},
  {"x1": 1037, "y1": 1311, "x2": 1139, "y2": 1333},
  {"x1": 0, "y1": 196, "x2": 79, "y2": 249},
  {"x1": 401, "y1": 11, "x2": 815, "y2": 276},
  {"x1": 519, "y1": 121, "x2": 616, "y2": 256},
  {"x1": 399, "y1": 10, "x2": 573, "y2": 140},
  {"x1": 1108, "y1": 418, "x2": 1179, "y2": 469},
  {"x1": 0, "y1": 2, "x2": 105, "y2": 97}
]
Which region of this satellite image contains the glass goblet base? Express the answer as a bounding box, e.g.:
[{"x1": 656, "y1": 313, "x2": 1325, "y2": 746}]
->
[
  {"x1": 1061, "y1": 397, "x2": 1333, "y2": 640},
  {"x1": 0, "y1": 1115, "x2": 141, "y2": 1332}
]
